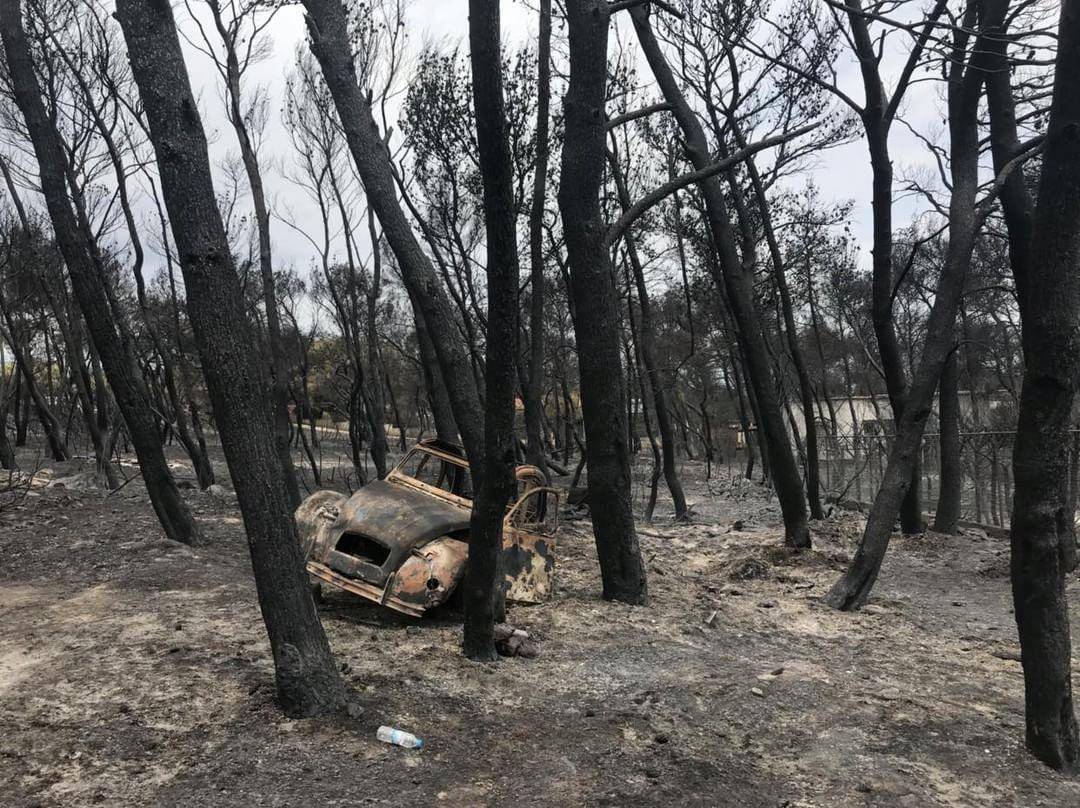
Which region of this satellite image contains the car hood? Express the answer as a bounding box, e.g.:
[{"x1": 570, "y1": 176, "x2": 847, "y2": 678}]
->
[{"x1": 330, "y1": 479, "x2": 471, "y2": 555}]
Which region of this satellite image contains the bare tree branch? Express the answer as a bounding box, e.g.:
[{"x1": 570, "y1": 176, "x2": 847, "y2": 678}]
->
[
  {"x1": 605, "y1": 101, "x2": 672, "y2": 130},
  {"x1": 605, "y1": 120, "x2": 821, "y2": 247},
  {"x1": 609, "y1": 0, "x2": 685, "y2": 20}
]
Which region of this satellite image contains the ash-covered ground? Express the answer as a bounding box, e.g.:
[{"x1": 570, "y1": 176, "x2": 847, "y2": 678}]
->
[{"x1": 1, "y1": 447, "x2": 1078, "y2": 806}]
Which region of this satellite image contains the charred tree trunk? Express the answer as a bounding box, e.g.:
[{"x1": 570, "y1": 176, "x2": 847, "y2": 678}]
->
[
  {"x1": 623, "y1": 261, "x2": 663, "y2": 522},
  {"x1": 825, "y1": 2, "x2": 989, "y2": 609},
  {"x1": 867, "y1": 124, "x2": 922, "y2": 534},
  {"x1": 721, "y1": 110, "x2": 824, "y2": 518},
  {"x1": 727, "y1": 355, "x2": 756, "y2": 480},
  {"x1": 761, "y1": 220, "x2": 823, "y2": 518},
  {"x1": 934, "y1": 349, "x2": 962, "y2": 534},
  {"x1": 842, "y1": 0, "x2": 948, "y2": 535},
  {"x1": 990, "y1": 0, "x2": 1080, "y2": 771},
  {"x1": 115, "y1": 0, "x2": 346, "y2": 716},
  {"x1": 0, "y1": 341, "x2": 13, "y2": 470},
  {"x1": 523, "y1": 0, "x2": 552, "y2": 480},
  {"x1": 0, "y1": 1, "x2": 197, "y2": 542},
  {"x1": 14, "y1": 374, "x2": 28, "y2": 447},
  {"x1": 161, "y1": 358, "x2": 214, "y2": 489},
  {"x1": 0, "y1": 404, "x2": 12, "y2": 470},
  {"x1": 459, "y1": 0, "x2": 522, "y2": 659},
  {"x1": 296, "y1": 404, "x2": 321, "y2": 487},
  {"x1": 629, "y1": 5, "x2": 807, "y2": 547},
  {"x1": 558, "y1": 0, "x2": 647, "y2": 603},
  {"x1": 365, "y1": 209, "x2": 389, "y2": 479},
  {"x1": 347, "y1": 376, "x2": 368, "y2": 484},
  {"x1": 607, "y1": 146, "x2": 689, "y2": 521}
]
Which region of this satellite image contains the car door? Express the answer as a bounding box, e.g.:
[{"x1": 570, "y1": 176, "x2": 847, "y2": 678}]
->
[{"x1": 501, "y1": 487, "x2": 560, "y2": 604}]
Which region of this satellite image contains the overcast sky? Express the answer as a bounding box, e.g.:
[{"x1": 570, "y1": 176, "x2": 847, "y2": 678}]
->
[{"x1": 170, "y1": 1, "x2": 943, "y2": 287}]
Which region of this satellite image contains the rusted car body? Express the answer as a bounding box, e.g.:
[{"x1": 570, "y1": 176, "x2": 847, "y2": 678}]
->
[{"x1": 296, "y1": 439, "x2": 559, "y2": 617}]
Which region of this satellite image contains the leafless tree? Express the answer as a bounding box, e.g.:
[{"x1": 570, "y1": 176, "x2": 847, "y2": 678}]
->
[
  {"x1": 182, "y1": 0, "x2": 301, "y2": 507},
  {"x1": 114, "y1": 0, "x2": 347, "y2": 716},
  {"x1": 1, "y1": 0, "x2": 199, "y2": 544}
]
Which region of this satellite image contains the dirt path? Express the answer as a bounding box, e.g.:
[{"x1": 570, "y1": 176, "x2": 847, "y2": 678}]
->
[{"x1": 1, "y1": 458, "x2": 1078, "y2": 806}]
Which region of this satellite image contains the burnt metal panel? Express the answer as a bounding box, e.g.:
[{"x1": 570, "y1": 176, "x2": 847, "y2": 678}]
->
[
  {"x1": 502, "y1": 487, "x2": 560, "y2": 604},
  {"x1": 331, "y1": 480, "x2": 470, "y2": 552}
]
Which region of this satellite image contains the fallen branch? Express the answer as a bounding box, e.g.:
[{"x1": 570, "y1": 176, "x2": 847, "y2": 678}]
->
[{"x1": 106, "y1": 468, "x2": 144, "y2": 498}]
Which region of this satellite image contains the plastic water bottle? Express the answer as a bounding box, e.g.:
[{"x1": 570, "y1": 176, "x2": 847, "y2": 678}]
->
[{"x1": 377, "y1": 725, "x2": 424, "y2": 750}]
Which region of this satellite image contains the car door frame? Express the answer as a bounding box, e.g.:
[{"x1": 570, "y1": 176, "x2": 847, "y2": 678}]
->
[{"x1": 501, "y1": 486, "x2": 560, "y2": 603}]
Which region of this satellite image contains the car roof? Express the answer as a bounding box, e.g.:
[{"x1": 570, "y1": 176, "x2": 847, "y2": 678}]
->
[
  {"x1": 410, "y1": 439, "x2": 548, "y2": 486},
  {"x1": 416, "y1": 437, "x2": 467, "y2": 459}
]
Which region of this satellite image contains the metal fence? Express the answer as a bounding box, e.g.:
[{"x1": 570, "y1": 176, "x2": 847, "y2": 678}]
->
[{"x1": 818, "y1": 429, "x2": 1070, "y2": 529}]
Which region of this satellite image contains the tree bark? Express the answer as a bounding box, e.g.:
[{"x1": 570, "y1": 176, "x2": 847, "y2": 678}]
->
[
  {"x1": 14, "y1": 373, "x2": 27, "y2": 447},
  {"x1": 114, "y1": 0, "x2": 346, "y2": 716},
  {"x1": 0, "y1": 339, "x2": 14, "y2": 469},
  {"x1": 867, "y1": 121, "x2": 922, "y2": 534},
  {"x1": 933, "y1": 349, "x2": 961, "y2": 534},
  {"x1": 0, "y1": 0, "x2": 197, "y2": 542},
  {"x1": 462, "y1": 0, "x2": 521, "y2": 659},
  {"x1": 0, "y1": 407, "x2": 12, "y2": 470},
  {"x1": 558, "y1": 0, "x2": 647, "y2": 603},
  {"x1": 523, "y1": 0, "x2": 552, "y2": 480},
  {"x1": 364, "y1": 209, "x2": 389, "y2": 479},
  {"x1": 993, "y1": 0, "x2": 1080, "y2": 771}
]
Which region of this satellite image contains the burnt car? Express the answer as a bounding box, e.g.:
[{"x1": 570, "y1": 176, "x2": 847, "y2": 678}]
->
[{"x1": 295, "y1": 438, "x2": 560, "y2": 617}]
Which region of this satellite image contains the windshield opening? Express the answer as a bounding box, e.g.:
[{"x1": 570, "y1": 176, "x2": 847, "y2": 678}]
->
[{"x1": 395, "y1": 449, "x2": 474, "y2": 500}]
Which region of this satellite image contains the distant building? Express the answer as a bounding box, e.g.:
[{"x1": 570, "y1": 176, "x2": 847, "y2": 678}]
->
[{"x1": 788, "y1": 390, "x2": 1016, "y2": 440}]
